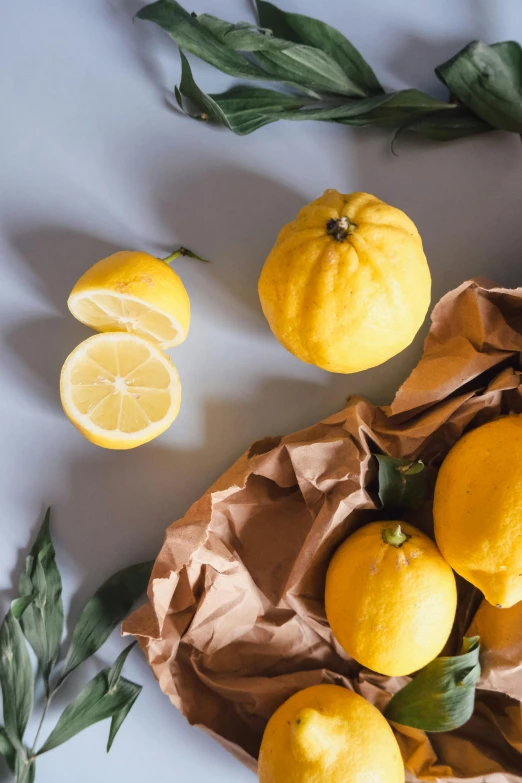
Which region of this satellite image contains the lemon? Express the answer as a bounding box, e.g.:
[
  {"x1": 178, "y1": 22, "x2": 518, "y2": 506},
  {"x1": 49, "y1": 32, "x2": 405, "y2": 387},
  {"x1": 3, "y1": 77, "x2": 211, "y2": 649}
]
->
[
  {"x1": 258, "y1": 684, "x2": 404, "y2": 783},
  {"x1": 434, "y1": 415, "x2": 522, "y2": 609},
  {"x1": 325, "y1": 521, "x2": 457, "y2": 676},
  {"x1": 68, "y1": 250, "x2": 191, "y2": 348},
  {"x1": 60, "y1": 332, "x2": 181, "y2": 449},
  {"x1": 258, "y1": 189, "x2": 431, "y2": 373}
]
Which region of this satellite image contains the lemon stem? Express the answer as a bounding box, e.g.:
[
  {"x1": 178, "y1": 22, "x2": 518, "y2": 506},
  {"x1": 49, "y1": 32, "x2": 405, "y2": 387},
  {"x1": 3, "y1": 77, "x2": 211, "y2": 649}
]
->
[
  {"x1": 162, "y1": 247, "x2": 208, "y2": 264},
  {"x1": 326, "y1": 216, "x2": 357, "y2": 242},
  {"x1": 382, "y1": 524, "x2": 409, "y2": 548}
]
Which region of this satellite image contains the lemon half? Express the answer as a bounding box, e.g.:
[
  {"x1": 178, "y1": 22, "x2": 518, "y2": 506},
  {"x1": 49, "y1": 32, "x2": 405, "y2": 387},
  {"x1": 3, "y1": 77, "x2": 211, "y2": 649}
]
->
[
  {"x1": 67, "y1": 251, "x2": 190, "y2": 348},
  {"x1": 60, "y1": 332, "x2": 181, "y2": 449}
]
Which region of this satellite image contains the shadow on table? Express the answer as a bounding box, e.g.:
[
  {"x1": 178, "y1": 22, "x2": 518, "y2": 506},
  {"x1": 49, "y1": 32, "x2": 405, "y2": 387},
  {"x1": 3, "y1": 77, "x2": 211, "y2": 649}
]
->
[
  {"x1": 151, "y1": 163, "x2": 308, "y2": 334},
  {"x1": 4, "y1": 228, "x2": 123, "y2": 413},
  {"x1": 385, "y1": 0, "x2": 492, "y2": 95},
  {"x1": 350, "y1": 126, "x2": 522, "y2": 303}
]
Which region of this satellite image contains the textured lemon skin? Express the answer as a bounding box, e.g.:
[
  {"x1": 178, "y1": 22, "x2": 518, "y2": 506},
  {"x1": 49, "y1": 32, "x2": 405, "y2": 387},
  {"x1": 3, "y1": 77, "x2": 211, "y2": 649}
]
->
[
  {"x1": 258, "y1": 684, "x2": 403, "y2": 783},
  {"x1": 325, "y1": 521, "x2": 457, "y2": 676},
  {"x1": 60, "y1": 333, "x2": 181, "y2": 450},
  {"x1": 434, "y1": 415, "x2": 522, "y2": 609},
  {"x1": 68, "y1": 251, "x2": 190, "y2": 346},
  {"x1": 258, "y1": 190, "x2": 431, "y2": 373}
]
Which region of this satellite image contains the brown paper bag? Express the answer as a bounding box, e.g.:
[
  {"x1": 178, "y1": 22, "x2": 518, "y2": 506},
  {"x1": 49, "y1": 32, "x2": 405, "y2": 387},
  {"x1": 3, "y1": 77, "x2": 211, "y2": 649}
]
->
[{"x1": 124, "y1": 280, "x2": 522, "y2": 780}]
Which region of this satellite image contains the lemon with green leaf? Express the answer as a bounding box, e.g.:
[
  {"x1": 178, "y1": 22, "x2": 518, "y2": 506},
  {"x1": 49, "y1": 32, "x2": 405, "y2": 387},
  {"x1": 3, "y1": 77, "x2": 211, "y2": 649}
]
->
[{"x1": 325, "y1": 521, "x2": 457, "y2": 676}]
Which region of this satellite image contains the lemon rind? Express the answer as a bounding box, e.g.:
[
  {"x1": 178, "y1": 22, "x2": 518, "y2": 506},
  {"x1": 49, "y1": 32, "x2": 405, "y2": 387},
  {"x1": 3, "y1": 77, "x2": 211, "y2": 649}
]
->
[{"x1": 67, "y1": 290, "x2": 186, "y2": 349}]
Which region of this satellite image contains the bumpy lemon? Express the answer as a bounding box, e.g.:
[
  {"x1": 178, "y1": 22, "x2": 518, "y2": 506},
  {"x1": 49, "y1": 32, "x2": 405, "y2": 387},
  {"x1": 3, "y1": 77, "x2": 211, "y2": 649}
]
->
[
  {"x1": 68, "y1": 250, "x2": 190, "y2": 348},
  {"x1": 60, "y1": 332, "x2": 181, "y2": 449},
  {"x1": 434, "y1": 415, "x2": 522, "y2": 609},
  {"x1": 325, "y1": 522, "x2": 457, "y2": 676},
  {"x1": 258, "y1": 684, "x2": 403, "y2": 783},
  {"x1": 258, "y1": 189, "x2": 431, "y2": 373}
]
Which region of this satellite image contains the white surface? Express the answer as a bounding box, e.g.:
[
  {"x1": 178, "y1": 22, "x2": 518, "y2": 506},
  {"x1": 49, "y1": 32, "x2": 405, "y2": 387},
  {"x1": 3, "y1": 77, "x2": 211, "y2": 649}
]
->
[{"x1": 1, "y1": 0, "x2": 522, "y2": 780}]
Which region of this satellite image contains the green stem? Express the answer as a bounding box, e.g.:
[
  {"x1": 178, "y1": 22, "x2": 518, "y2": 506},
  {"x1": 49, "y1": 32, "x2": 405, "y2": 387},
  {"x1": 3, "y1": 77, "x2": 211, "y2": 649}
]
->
[
  {"x1": 29, "y1": 696, "x2": 51, "y2": 758},
  {"x1": 162, "y1": 247, "x2": 208, "y2": 264},
  {"x1": 382, "y1": 524, "x2": 409, "y2": 548},
  {"x1": 29, "y1": 674, "x2": 68, "y2": 758}
]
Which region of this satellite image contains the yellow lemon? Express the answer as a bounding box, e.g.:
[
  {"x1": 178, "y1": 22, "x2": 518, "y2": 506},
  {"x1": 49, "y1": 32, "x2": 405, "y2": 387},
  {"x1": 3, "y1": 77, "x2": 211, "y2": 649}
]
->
[
  {"x1": 258, "y1": 684, "x2": 403, "y2": 783},
  {"x1": 68, "y1": 249, "x2": 192, "y2": 348},
  {"x1": 325, "y1": 522, "x2": 457, "y2": 676},
  {"x1": 434, "y1": 415, "x2": 522, "y2": 609},
  {"x1": 60, "y1": 332, "x2": 181, "y2": 449},
  {"x1": 258, "y1": 189, "x2": 431, "y2": 373}
]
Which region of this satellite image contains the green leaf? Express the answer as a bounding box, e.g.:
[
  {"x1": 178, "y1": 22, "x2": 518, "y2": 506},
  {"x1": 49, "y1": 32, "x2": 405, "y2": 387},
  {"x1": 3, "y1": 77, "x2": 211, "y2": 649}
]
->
[
  {"x1": 136, "y1": 0, "x2": 265, "y2": 79},
  {"x1": 213, "y1": 86, "x2": 311, "y2": 134},
  {"x1": 107, "y1": 685, "x2": 141, "y2": 752},
  {"x1": 0, "y1": 605, "x2": 34, "y2": 751},
  {"x1": 394, "y1": 106, "x2": 493, "y2": 144},
  {"x1": 436, "y1": 40, "x2": 522, "y2": 133},
  {"x1": 252, "y1": 43, "x2": 367, "y2": 97},
  {"x1": 196, "y1": 15, "x2": 290, "y2": 52},
  {"x1": 0, "y1": 726, "x2": 16, "y2": 772},
  {"x1": 385, "y1": 637, "x2": 481, "y2": 732},
  {"x1": 137, "y1": 1, "x2": 366, "y2": 97},
  {"x1": 335, "y1": 89, "x2": 455, "y2": 127},
  {"x1": 106, "y1": 642, "x2": 136, "y2": 690},
  {"x1": 264, "y1": 89, "x2": 451, "y2": 124},
  {"x1": 200, "y1": 7, "x2": 367, "y2": 97},
  {"x1": 59, "y1": 561, "x2": 152, "y2": 683},
  {"x1": 38, "y1": 646, "x2": 142, "y2": 755},
  {"x1": 256, "y1": 0, "x2": 382, "y2": 96},
  {"x1": 18, "y1": 509, "x2": 64, "y2": 693},
  {"x1": 491, "y1": 41, "x2": 522, "y2": 91},
  {"x1": 176, "y1": 52, "x2": 310, "y2": 135},
  {"x1": 375, "y1": 455, "x2": 427, "y2": 511},
  {"x1": 175, "y1": 50, "x2": 231, "y2": 126},
  {"x1": 259, "y1": 94, "x2": 388, "y2": 122}
]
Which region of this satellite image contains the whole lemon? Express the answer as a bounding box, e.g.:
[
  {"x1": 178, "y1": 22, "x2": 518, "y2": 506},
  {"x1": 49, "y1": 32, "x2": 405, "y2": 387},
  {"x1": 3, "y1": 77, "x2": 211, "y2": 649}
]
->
[
  {"x1": 325, "y1": 521, "x2": 457, "y2": 676},
  {"x1": 258, "y1": 189, "x2": 431, "y2": 373},
  {"x1": 434, "y1": 415, "x2": 522, "y2": 609},
  {"x1": 258, "y1": 684, "x2": 403, "y2": 783}
]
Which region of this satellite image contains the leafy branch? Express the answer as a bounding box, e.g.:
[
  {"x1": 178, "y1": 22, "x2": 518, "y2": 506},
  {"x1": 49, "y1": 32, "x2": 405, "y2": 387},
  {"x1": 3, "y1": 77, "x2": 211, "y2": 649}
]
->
[
  {"x1": 0, "y1": 510, "x2": 152, "y2": 782},
  {"x1": 135, "y1": 0, "x2": 522, "y2": 144}
]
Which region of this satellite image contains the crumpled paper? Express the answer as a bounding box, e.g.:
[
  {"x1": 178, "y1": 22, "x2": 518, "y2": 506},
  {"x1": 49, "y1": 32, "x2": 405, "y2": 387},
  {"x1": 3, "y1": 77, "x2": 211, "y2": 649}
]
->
[{"x1": 124, "y1": 280, "x2": 522, "y2": 781}]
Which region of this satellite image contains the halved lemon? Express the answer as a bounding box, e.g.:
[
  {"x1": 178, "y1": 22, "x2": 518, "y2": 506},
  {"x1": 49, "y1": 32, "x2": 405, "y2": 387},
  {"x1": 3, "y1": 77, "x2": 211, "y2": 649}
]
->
[
  {"x1": 60, "y1": 332, "x2": 181, "y2": 449},
  {"x1": 67, "y1": 251, "x2": 190, "y2": 348}
]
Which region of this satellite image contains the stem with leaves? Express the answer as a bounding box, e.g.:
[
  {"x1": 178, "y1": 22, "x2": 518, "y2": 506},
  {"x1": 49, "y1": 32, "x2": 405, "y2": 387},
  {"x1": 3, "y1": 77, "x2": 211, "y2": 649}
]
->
[
  {"x1": 0, "y1": 510, "x2": 152, "y2": 782},
  {"x1": 136, "y1": 0, "x2": 522, "y2": 146}
]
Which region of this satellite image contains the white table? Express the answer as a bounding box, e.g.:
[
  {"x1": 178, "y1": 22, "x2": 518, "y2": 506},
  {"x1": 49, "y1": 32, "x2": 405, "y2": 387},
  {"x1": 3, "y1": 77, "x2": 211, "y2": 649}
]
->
[{"x1": 1, "y1": 0, "x2": 522, "y2": 780}]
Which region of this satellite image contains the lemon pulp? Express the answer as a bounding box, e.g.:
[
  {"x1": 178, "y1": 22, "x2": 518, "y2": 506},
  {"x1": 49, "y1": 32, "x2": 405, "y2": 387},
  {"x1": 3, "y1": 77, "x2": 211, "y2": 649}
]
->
[{"x1": 60, "y1": 332, "x2": 181, "y2": 449}]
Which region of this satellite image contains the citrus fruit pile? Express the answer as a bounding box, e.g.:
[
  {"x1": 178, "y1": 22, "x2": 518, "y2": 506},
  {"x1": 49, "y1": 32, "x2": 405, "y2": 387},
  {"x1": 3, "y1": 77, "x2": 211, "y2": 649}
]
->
[
  {"x1": 259, "y1": 413, "x2": 522, "y2": 782},
  {"x1": 60, "y1": 249, "x2": 194, "y2": 449}
]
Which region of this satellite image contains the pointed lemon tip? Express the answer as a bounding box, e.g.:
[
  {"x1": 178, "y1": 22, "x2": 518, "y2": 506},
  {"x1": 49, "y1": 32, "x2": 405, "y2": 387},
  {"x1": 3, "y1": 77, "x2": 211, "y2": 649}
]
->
[
  {"x1": 482, "y1": 576, "x2": 522, "y2": 610},
  {"x1": 290, "y1": 708, "x2": 337, "y2": 763}
]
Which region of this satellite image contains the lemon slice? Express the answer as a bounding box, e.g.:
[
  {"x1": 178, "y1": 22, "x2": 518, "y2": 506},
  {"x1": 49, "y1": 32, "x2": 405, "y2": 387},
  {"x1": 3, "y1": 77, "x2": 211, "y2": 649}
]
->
[
  {"x1": 67, "y1": 251, "x2": 191, "y2": 349},
  {"x1": 60, "y1": 333, "x2": 181, "y2": 449}
]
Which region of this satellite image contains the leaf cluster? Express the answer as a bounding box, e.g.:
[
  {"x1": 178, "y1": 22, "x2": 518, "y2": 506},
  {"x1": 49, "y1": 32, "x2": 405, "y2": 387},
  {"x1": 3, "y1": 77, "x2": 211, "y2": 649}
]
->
[
  {"x1": 136, "y1": 0, "x2": 522, "y2": 144},
  {"x1": 0, "y1": 510, "x2": 152, "y2": 781}
]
